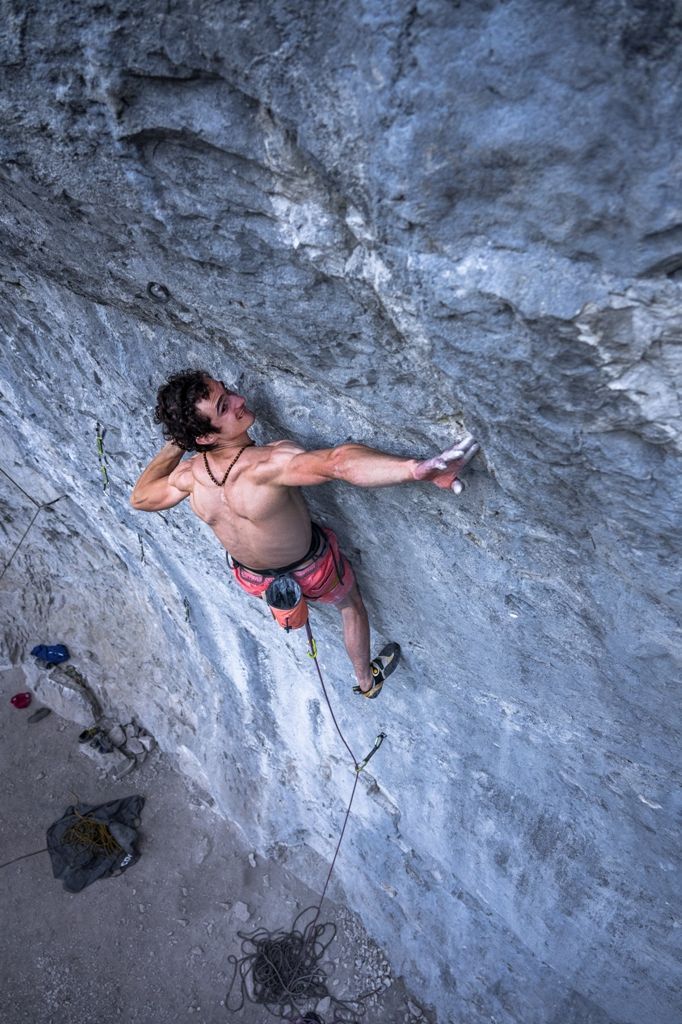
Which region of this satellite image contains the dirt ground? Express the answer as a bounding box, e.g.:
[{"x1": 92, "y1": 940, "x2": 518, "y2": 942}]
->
[{"x1": 0, "y1": 667, "x2": 434, "y2": 1024}]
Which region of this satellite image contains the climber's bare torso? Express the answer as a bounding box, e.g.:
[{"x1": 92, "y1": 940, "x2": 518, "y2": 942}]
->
[{"x1": 169, "y1": 442, "x2": 313, "y2": 570}]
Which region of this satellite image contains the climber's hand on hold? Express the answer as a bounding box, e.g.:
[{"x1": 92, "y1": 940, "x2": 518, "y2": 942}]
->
[{"x1": 412, "y1": 432, "x2": 480, "y2": 494}]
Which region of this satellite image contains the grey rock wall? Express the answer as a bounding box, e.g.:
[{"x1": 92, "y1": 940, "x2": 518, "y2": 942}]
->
[{"x1": 1, "y1": 3, "x2": 680, "y2": 1022}]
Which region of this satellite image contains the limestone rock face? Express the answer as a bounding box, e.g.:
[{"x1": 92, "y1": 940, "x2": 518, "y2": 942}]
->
[{"x1": 1, "y1": 3, "x2": 680, "y2": 1023}]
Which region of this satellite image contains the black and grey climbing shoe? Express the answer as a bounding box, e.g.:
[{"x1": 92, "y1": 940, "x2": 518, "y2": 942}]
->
[
  {"x1": 353, "y1": 642, "x2": 401, "y2": 699},
  {"x1": 78, "y1": 726, "x2": 113, "y2": 753},
  {"x1": 90, "y1": 732, "x2": 114, "y2": 754}
]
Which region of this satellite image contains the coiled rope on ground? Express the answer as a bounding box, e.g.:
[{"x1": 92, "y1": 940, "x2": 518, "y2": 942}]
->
[{"x1": 226, "y1": 902, "x2": 376, "y2": 1023}]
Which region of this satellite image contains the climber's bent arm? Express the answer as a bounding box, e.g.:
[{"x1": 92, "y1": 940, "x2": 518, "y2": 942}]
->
[{"x1": 130, "y1": 442, "x2": 192, "y2": 511}]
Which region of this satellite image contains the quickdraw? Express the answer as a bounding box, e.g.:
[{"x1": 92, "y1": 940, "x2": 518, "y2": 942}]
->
[
  {"x1": 96, "y1": 422, "x2": 109, "y2": 492},
  {"x1": 355, "y1": 732, "x2": 386, "y2": 774}
]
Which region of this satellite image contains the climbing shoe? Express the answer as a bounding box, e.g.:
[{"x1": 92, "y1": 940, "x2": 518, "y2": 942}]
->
[
  {"x1": 78, "y1": 726, "x2": 100, "y2": 744},
  {"x1": 353, "y1": 642, "x2": 401, "y2": 699},
  {"x1": 28, "y1": 707, "x2": 52, "y2": 724},
  {"x1": 78, "y1": 726, "x2": 113, "y2": 753}
]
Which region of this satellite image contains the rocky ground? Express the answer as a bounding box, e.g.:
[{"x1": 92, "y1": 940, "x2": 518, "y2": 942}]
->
[{"x1": 1, "y1": 666, "x2": 433, "y2": 1024}]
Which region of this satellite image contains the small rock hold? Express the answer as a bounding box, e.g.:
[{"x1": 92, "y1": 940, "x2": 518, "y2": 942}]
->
[
  {"x1": 80, "y1": 744, "x2": 129, "y2": 774},
  {"x1": 107, "y1": 724, "x2": 126, "y2": 747},
  {"x1": 147, "y1": 281, "x2": 171, "y2": 303},
  {"x1": 138, "y1": 904, "x2": 145, "y2": 913},
  {"x1": 248, "y1": 852, "x2": 257, "y2": 868}
]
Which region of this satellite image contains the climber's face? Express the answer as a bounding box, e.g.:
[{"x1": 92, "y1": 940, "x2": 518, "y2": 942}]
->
[{"x1": 195, "y1": 377, "x2": 255, "y2": 445}]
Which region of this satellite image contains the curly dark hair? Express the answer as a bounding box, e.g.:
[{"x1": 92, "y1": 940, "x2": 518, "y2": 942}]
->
[{"x1": 154, "y1": 368, "x2": 217, "y2": 451}]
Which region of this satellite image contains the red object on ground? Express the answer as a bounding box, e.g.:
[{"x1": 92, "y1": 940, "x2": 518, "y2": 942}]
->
[{"x1": 10, "y1": 692, "x2": 32, "y2": 709}]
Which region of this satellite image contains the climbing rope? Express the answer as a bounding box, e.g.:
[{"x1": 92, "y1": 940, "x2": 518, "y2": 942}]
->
[
  {"x1": 305, "y1": 621, "x2": 358, "y2": 766},
  {"x1": 62, "y1": 816, "x2": 123, "y2": 857},
  {"x1": 0, "y1": 466, "x2": 66, "y2": 582},
  {"x1": 226, "y1": 621, "x2": 385, "y2": 1022},
  {"x1": 226, "y1": 902, "x2": 377, "y2": 1023},
  {"x1": 0, "y1": 848, "x2": 48, "y2": 872}
]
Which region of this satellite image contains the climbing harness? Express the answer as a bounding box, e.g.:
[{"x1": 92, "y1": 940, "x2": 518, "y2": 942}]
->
[{"x1": 233, "y1": 522, "x2": 327, "y2": 632}]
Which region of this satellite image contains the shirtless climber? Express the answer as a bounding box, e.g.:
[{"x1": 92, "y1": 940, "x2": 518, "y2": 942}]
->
[{"x1": 130, "y1": 369, "x2": 479, "y2": 698}]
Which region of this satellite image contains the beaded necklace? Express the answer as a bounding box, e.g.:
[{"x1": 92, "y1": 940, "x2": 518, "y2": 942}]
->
[{"x1": 203, "y1": 442, "x2": 254, "y2": 487}]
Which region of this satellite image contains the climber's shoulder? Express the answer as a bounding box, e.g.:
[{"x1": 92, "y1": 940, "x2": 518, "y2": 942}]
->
[
  {"x1": 246, "y1": 439, "x2": 309, "y2": 487},
  {"x1": 168, "y1": 456, "x2": 197, "y2": 491},
  {"x1": 263, "y1": 439, "x2": 306, "y2": 456}
]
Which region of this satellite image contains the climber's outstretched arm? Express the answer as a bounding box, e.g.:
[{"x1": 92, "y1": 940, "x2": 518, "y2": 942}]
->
[
  {"x1": 259, "y1": 433, "x2": 479, "y2": 494},
  {"x1": 130, "y1": 441, "x2": 192, "y2": 511}
]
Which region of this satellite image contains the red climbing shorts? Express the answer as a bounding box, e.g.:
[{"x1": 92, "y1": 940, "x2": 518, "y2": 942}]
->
[{"x1": 229, "y1": 525, "x2": 356, "y2": 606}]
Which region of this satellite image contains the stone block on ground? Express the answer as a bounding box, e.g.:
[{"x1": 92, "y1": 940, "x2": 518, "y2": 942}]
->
[
  {"x1": 231, "y1": 900, "x2": 250, "y2": 922},
  {"x1": 107, "y1": 723, "x2": 126, "y2": 747},
  {"x1": 79, "y1": 742, "x2": 130, "y2": 774},
  {"x1": 138, "y1": 732, "x2": 155, "y2": 752},
  {"x1": 22, "y1": 662, "x2": 97, "y2": 726}
]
